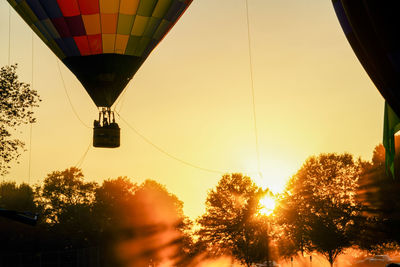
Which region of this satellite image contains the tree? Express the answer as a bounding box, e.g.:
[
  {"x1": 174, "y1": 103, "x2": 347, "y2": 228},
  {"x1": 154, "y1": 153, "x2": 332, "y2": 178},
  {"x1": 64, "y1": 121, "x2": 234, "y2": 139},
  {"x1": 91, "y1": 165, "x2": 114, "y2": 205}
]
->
[
  {"x1": 0, "y1": 181, "x2": 36, "y2": 211},
  {"x1": 197, "y1": 173, "x2": 270, "y2": 267},
  {"x1": 38, "y1": 167, "x2": 97, "y2": 225},
  {"x1": 93, "y1": 176, "x2": 137, "y2": 231},
  {"x1": 276, "y1": 153, "x2": 362, "y2": 267},
  {"x1": 0, "y1": 64, "x2": 40, "y2": 175}
]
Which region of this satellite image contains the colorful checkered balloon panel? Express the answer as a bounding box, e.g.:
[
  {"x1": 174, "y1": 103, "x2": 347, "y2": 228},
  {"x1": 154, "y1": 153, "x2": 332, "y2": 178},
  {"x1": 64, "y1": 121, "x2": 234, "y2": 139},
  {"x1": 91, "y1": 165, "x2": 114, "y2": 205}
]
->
[{"x1": 8, "y1": 0, "x2": 192, "y2": 107}]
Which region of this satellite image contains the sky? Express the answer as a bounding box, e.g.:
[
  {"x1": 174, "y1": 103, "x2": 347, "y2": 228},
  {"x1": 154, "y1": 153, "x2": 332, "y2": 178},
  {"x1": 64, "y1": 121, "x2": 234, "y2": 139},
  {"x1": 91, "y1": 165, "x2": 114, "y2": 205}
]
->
[{"x1": 0, "y1": 0, "x2": 384, "y2": 219}]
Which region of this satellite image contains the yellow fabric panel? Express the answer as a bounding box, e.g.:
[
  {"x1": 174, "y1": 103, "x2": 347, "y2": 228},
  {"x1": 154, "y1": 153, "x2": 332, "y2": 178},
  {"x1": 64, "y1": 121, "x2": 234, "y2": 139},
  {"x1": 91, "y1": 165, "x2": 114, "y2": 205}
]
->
[
  {"x1": 101, "y1": 13, "x2": 118, "y2": 34},
  {"x1": 100, "y1": 0, "x2": 119, "y2": 13},
  {"x1": 153, "y1": 0, "x2": 172, "y2": 18},
  {"x1": 117, "y1": 14, "x2": 135, "y2": 35},
  {"x1": 119, "y1": 0, "x2": 140, "y2": 15},
  {"x1": 82, "y1": 14, "x2": 101, "y2": 35},
  {"x1": 131, "y1": 15, "x2": 149, "y2": 36},
  {"x1": 115, "y1": 34, "x2": 129, "y2": 54},
  {"x1": 102, "y1": 34, "x2": 116, "y2": 53}
]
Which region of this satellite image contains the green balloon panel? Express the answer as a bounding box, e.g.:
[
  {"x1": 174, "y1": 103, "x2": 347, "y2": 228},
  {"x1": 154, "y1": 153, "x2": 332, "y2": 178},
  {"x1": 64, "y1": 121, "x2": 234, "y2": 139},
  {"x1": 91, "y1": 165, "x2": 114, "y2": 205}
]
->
[{"x1": 8, "y1": 0, "x2": 192, "y2": 60}]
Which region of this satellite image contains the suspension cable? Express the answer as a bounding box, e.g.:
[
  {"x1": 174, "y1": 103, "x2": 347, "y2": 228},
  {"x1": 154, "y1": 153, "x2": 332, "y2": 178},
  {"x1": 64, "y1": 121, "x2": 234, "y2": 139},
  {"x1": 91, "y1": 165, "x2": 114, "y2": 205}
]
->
[
  {"x1": 8, "y1": 5, "x2": 11, "y2": 65},
  {"x1": 245, "y1": 0, "x2": 262, "y2": 176},
  {"x1": 56, "y1": 60, "x2": 91, "y2": 129},
  {"x1": 75, "y1": 140, "x2": 91, "y2": 168},
  {"x1": 116, "y1": 111, "x2": 226, "y2": 174},
  {"x1": 28, "y1": 33, "x2": 34, "y2": 184}
]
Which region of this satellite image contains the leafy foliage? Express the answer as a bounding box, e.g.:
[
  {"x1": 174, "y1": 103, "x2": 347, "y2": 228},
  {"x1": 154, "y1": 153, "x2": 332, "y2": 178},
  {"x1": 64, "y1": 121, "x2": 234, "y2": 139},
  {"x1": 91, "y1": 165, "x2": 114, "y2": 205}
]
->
[
  {"x1": 275, "y1": 153, "x2": 363, "y2": 266},
  {"x1": 38, "y1": 167, "x2": 97, "y2": 224},
  {"x1": 0, "y1": 64, "x2": 40, "y2": 175},
  {"x1": 198, "y1": 173, "x2": 270, "y2": 267}
]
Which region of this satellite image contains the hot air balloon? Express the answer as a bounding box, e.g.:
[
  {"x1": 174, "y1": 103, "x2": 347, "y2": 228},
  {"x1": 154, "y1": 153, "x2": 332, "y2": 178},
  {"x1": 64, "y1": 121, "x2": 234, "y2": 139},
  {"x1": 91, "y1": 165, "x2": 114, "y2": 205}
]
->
[
  {"x1": 7, "y1": 0, "x2": 192, "y2": 148},
  {"x1": 332, "y1": 1, "x2": 400, "y2": 175}
]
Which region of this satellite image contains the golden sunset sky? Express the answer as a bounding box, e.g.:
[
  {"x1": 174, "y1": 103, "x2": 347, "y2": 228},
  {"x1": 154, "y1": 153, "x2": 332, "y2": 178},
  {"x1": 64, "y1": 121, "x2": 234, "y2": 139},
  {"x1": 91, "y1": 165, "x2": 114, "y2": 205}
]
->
[{"x1": 0, "y1": 0, "x2": 383, "y2": 219}]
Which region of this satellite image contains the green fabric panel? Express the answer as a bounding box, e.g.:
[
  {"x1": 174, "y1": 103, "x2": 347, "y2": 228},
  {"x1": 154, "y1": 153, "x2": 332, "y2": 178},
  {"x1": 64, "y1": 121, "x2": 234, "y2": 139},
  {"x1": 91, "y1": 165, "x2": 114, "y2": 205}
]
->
[
  {"x1": 14, "y1": 2, "x2": 65, "y2": 59},
  {"x1": 135, "y1": 37, "x2": 151, "y2": 56},
  {"x1": 153, "y1": 0, "x2": 172, "y2": 18},
  {"x1": 137, "y1": 0, "x2": 157, "y2": 16},
  {"x1": 131, "y1": 15, "x2": 149, "y2": 36},
  {"x1": 383, "y1": 101, "x2": 400, "y2": 177},
  {"x1": 19, "y1": 1, "x2": 39, "y2": 23},
  {"x1": 117, "y1": 14, "x2": 135, "y2": 35},
  {"x1": 125, "y1": 35, "x2": 141, "y2": 55},
  {"x1": 31, "y1": 23, "x2": 65, "y2": 59},
  {"x1": 7, "y1": 0, "x2": 17, "y2": 7},
  {"x1": 153, "y1": 19, "x2": 170, "y2": 40},
  {"x1": 143, "y1": 17, "x2": 161, "y2": 38},
  {"x1": 47, "y1": 38, "x2": 65, "y2": 59},
  {"x1": 42, "y1": 19, "x2": 60, "y2": 39},
  {"x1": 35, "y1": 22, "x2": 53, "y2": 43}
]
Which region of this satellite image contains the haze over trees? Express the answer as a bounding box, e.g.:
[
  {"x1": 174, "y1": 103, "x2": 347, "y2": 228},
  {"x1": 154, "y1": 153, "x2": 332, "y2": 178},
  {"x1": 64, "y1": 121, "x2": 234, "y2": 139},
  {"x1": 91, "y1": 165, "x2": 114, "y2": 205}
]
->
[
  {"x1": 1, "y1": 146, "x2": 400, "y2": 266},
  {"x1": 0, "y1": 168, "x2": 194, "y2": 266}
]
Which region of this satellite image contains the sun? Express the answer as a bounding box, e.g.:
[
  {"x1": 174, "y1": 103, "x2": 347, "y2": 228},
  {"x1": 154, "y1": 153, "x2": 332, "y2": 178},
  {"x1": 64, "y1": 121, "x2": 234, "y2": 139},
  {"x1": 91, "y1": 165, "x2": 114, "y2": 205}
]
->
[{"x1": 259, "y1": 195, "x2": 276, "y2": 216}]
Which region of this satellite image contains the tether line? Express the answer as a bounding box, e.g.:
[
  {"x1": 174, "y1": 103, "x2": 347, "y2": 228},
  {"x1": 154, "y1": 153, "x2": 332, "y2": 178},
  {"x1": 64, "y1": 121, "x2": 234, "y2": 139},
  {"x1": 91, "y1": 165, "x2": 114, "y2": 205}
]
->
[
  {"x1": 75, "y1": 140, "x2": 91, "y2": 168},
  {"x1": 116, "y1": 111, "x2": 226, "y2": 174},
  {"x1": 56, "y1": 60, "x2": 91, "y2": 129},
  {"x1": 245, "y1": 0, "x2": 262, "y2": 176},
  {"x1": 8, "y1": 6, "x2": 11, "y2": 65},
  {"x1": 28, "y1": 33, "x2": 34, "y2": 184}
]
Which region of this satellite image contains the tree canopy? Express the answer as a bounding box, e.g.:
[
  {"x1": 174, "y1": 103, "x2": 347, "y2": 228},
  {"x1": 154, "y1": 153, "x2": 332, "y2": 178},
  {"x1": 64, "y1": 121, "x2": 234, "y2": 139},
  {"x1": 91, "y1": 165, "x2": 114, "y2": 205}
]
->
[
  {"x1": 198, "y1": 173, "x2": 270, "y2": 267},
  {"x1": 275, "y1": 153, "x2": 363, "y2": 267},
  {"x1": 0, "y1": 64, "x2": 40, "y2": 176}
]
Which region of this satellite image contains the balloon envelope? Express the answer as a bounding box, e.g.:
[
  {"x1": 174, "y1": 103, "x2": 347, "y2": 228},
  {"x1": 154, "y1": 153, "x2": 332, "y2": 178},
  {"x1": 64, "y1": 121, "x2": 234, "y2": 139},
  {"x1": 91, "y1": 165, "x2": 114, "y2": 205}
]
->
[
  {"x1": 332, "y1": 0, "x2": 400, "y2": 116},
  {"x1": 8, "y1": 0, "x2": 192, "y2": 107}
]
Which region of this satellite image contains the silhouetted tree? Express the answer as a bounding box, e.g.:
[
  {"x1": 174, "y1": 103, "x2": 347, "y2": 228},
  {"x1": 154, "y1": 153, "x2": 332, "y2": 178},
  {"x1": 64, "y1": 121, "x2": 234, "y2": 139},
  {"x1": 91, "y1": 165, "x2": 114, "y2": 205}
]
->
[
  {"x1": 0, "y1": 64, "x2": 40, "y2": 175},
  {"x1": 276, "y1": 153, "x2": 362, "y2": 267},
  {"x1": 35, "y1": 167, "x2": 99, "y2": 252},
  {"x1": 197, "y1": 173, "x2": 270, "y2": 267},
  {"x1": 0, "y1": 181, "x2": 36, "y2": 211},
  {"x1": 92, "y1": 176, "x2": 138, "y2": 266},
  {"x1": 38, "y1": 167, "x2": 97, "y2": 224},
  {"x1": 94, "y1": 176, "x2": 137, "y2": 232}
]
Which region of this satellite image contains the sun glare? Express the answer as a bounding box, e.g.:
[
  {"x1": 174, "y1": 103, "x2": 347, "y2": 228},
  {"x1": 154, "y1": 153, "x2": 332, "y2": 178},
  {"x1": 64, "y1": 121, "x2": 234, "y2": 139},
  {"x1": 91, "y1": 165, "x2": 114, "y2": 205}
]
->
[{"x1": 259, "y1": 195, "x2": 276, "y2": 216}]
